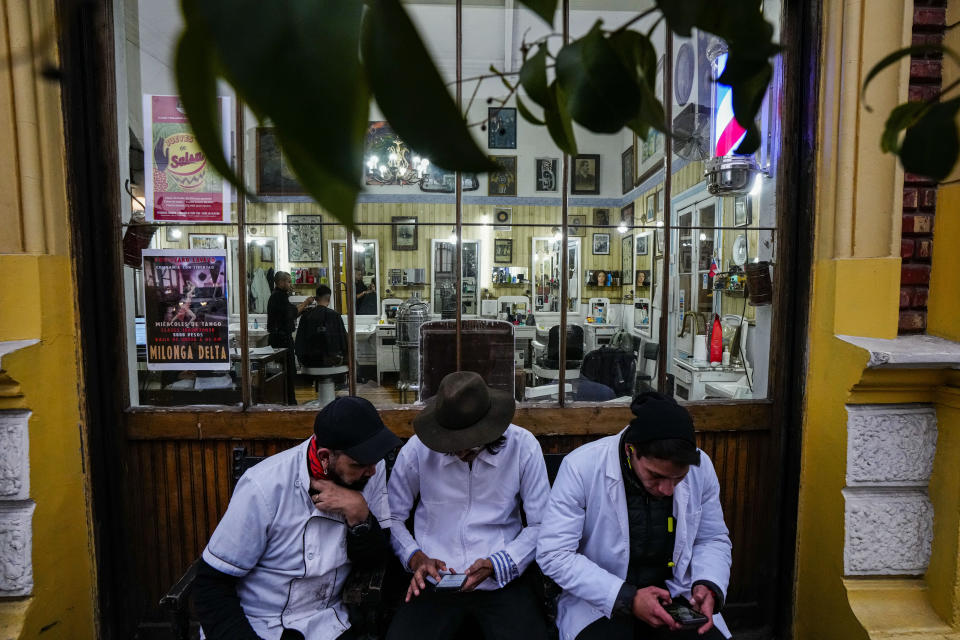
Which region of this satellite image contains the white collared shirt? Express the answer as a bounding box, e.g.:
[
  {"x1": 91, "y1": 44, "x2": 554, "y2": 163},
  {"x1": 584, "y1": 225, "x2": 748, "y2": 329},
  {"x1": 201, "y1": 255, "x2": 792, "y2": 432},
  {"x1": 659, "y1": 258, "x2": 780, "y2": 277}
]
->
[
  {"x1": 388, "y1": 424, "x2": 550, "y2": 590},
  {"x1": 202, "y1": 438, "x2": 389, "y2": 640}
]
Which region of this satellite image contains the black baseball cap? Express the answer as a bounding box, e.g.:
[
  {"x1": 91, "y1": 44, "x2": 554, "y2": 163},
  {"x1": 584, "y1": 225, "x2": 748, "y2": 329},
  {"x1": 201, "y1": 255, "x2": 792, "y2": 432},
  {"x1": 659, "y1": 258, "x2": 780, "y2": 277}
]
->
[{"x1": 313, "y1": 396, "x2": 402, "y2": 465}]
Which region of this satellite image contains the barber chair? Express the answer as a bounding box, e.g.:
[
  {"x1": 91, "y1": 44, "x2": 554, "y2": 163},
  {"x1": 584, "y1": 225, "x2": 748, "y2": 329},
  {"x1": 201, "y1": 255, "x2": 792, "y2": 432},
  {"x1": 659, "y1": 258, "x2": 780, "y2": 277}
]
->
[
  {"x1": 419, "y1": 320, "x2": 515, "y2": 402},
  {"x1": 527, "y1": 325, "x2": 584, "y2": 401},
  {"x1": 635, "y1": 341, "x2": 659, "y2": 394},
  {"x1": 301, "y1": 365, "x2": 349, "y2": 407}
]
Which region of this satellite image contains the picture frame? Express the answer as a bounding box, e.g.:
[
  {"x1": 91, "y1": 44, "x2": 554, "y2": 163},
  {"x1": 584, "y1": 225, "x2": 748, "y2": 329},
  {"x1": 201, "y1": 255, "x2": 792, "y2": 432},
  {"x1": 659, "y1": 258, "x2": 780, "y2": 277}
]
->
[
  {"x1": 571, "y1": 154, "x2": 600, "y2": 195},
  {"x1": 620, "y1": 203, "x2": 635, "y2": 227},
  {"x1": 260, "y1": 243, "x2": 274, "y2": 263},
  {"x1": 419, "y1": 170, "x2": 479, "y2": 193},
  {"x1": 287, "y1": 214, "x2": 323, "y2": 262},
  {"x1": 646, "y1": 193, "x2": 657, "y2": 222},
  {"x1": 391, "y1": 216, "x2": 418, "y2": 251},
  {"x1": 493, "y1": 207, "x2": 512, "y2": 231},
  {"x1": 621, "y1": 146, "x2": 634, "y2": 194},
  {"x1": 569, "y1": 214, "x2": 586, "y2": 237},
  {"x1": 734, "y1": 195, "x2": 753, "y2": 227},
  {"x1": 488, "y1": 155, "x2": 518, "y2": 196},
  {"x1": 656, "y1": 229, "x2": 664, "y2": 256},
  {"x1": 488, "y1": 107, "x2": 518, "y2": 149},
  {"x1": 593, "y1": 208, "x2": 610, "y2": 227},
  {"x1": 621, "y1": 236, "x2": 633, "y2": 284},
  {"x1": 188, "y1": 233, "x2": 226, "y2": 250},
  {"x1": 592, "y1": 233, "x2": 610, "y2": 255},
  {"x1": 636, "y1": 233, "x2": 650, "y2": 256},
  {"x1": 256, "y1": 127, "x2": 307, "y2": 196},
  {"x1": 535, "y1": 157, "x2": 559, "y2": 192},
  {"x1": 635, "y1": 270, "x2": 651, "y2": 288},
  {"x1": 494, "y1": 238, "x2": 513, "y2": 263},
  {"x1": 635, "y1": 56, "x2": 666, "y2": 186}
]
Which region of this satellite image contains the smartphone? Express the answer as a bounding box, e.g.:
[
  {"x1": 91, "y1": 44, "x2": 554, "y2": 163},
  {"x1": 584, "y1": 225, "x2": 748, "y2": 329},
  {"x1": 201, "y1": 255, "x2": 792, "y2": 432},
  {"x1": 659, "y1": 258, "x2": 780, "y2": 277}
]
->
[
  {"x1": 662, "y1": 602, "x2": 708, "y2": 630},
  {"x1": 433, "y1": 573, "x2": 467, "y2": 592}
]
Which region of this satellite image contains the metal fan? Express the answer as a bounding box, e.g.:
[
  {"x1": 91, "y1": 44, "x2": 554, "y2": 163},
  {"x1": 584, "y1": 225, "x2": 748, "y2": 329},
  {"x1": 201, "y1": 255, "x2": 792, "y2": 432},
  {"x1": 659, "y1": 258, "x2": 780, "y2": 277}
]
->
[{"x1": 672, "y1": 103, "x2": 712, "y2": 162}]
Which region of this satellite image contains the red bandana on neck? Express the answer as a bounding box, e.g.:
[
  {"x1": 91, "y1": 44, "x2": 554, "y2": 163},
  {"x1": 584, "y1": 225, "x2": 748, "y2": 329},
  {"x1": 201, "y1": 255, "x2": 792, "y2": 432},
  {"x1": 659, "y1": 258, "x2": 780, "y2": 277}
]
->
[{"x1": 307, "y1": 436, "x2": 328, "y2": 480}]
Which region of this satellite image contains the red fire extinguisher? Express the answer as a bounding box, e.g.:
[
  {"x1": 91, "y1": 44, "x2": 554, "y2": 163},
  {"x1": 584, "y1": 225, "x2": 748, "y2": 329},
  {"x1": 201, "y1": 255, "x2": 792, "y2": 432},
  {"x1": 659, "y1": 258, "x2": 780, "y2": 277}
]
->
[{"x1": 710, "y1": 313, "x2": 723, "y2": 364}]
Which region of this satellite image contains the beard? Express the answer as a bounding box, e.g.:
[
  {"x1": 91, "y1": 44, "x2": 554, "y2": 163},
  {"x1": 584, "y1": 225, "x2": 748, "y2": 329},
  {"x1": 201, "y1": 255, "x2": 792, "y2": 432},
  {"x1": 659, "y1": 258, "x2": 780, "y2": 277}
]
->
[{"x1": 329, "y1": 467, "x2": 370, "y2": 492}]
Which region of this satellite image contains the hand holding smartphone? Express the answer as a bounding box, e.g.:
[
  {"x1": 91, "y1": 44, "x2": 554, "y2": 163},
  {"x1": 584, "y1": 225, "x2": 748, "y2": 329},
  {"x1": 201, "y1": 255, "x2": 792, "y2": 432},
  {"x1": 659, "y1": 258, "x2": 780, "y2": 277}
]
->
[
  {"x1": 433, "y1": 573, "x2": 467, "y2": 591},
  {"x1": 661, "y1": 601, "x2": 709, "y2": 630}
]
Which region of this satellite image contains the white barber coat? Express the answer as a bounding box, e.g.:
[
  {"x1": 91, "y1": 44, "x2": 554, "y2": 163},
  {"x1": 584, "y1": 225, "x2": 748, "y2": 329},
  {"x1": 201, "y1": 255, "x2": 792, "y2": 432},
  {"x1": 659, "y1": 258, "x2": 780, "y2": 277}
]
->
[
  {"x1": 388, "y1": 424, "x2": 550, "y2": 590},
  {"x1": 536, "y1": 430, "x2": 732, "y2": 640},
  {"x1": 201, "y1": 438, "x2": 389, "y2": 640}
]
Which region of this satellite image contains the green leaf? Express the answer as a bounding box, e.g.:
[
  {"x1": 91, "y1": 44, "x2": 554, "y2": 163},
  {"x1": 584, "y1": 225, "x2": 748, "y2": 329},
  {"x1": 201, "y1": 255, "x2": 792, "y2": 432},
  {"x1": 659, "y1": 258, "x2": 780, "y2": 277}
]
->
[
  {"x1": 556, "y1": 22, "x2": 643, "y2": 134},
  {"x1": 174, "y1": 29, "x2": 248, "y2": 197},
  {"x1": 544, "y1": 81, "x2": 578, "y2": 155},
  {"x1": 515, "y1": 0, "x2": 558, "y2": 26},
  {"x1": 863, "y1": 45, "x2": 960, "y2": 109},
  {"x1": 180, "y1": 0, "x2": 369, "y2": 226},
  {"x1": 516, "y1": 95, "x2": 545, "y2": 126},
  {"x1": 899, "y1": 98, "x2": 960, "y2": 181},
  {"x1": 362, "y1": 0, "x2": 495, "y2": 174},
  {"x1": 608, "y1": 30, "x2": 658, "y2": 94},
  {"x1": 881, "y1": 102, "x2": 930, "y2": 153},
  {"x1": 519, "y1": 44, "x2": 551, "y2": 110},
  {"x1": 725, "y1": 60, "x2": 770, "y2": 154},
  {"x1": 734, "y1": 125, "x2": 760, "y2": 156},
  {"x1": 654, "y1": 0, "x2": 706, "y2": 37}
]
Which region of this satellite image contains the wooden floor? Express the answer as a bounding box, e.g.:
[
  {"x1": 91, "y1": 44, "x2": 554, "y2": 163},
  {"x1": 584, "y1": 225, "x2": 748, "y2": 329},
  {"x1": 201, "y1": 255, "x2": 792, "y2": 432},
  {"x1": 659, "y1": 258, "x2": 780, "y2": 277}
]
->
[{"x1": 293, "y1": 372, "x2": 405, "y2": 406}]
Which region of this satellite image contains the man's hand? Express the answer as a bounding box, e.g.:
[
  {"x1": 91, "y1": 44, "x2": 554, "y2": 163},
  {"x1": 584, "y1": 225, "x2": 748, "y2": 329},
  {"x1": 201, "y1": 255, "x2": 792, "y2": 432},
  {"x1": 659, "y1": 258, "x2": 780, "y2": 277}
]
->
[
  {"x1": 690, "y1": 584, "x2": 716, "y2": 635},
  {"x1": 631, "y1": 586, "x2": 680, "y2": 630},
  {"x1": 461, "y1": 558, "x2": 494, "y2": 592},
  {"x1": 406, "y1": 551, "x2": 453, "y2": 602},
  {"x1": 309, "y1": 478, "x2": 369, "y2": 526}
]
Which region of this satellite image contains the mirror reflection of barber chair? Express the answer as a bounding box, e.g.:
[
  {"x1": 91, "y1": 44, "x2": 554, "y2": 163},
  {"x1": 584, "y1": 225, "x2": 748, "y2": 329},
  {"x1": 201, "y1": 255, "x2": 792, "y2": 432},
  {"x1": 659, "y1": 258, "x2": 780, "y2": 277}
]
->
[
  {"x1": 418, "y1": 319, "x2": 515, "y2": 402},
  {"x1": 300, "y1": 364, "x2": 349, "y2": 407},
  {"x1": 526, "y1": 325, "x2": 584, "y2": 401},
  {"x1": 295, "y1": 307, "x2": 349, "y2": 407}
]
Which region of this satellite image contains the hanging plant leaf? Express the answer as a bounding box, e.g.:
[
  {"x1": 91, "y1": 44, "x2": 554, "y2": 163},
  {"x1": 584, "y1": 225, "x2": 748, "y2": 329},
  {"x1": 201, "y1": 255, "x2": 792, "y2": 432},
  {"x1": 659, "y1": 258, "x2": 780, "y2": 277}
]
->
[
  {"x1": 520, "y1": 44, "x2": 552, "y2": 110},
  {"x1": 899, "y1": 98, "x2": 960, "y2": 181},
  {"x1": 881, "y1": 102, "x2": 929, "y2": 153},
  {"x1": 544, "y1": 81, "x2": 578, "y2": 155},
  {"x1": 363, "y1": 0, "x2": 496, "y2": 174},
  {"x1": 517, "y1": 94, "x2": 546, "y2": 126},
  {"x1": 654, "y1": 0, "x2": 707, "y2": 37},
  {"x1": 608, "y1": 30, "x2": 658, "y2": 95},
  {"x1": 862, "y1": 44, "x2": 960, "y2": 110},
  {"x1": 515, "y1": 0, "x2": 558, "y2": 26}
]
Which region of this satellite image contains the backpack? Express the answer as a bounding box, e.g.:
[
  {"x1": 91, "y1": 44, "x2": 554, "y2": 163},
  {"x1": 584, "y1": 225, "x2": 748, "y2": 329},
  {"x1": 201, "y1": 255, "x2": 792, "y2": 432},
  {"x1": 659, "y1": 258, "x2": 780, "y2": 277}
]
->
[
  {"x1": 580, "y1": 346, "x2": 637, "y2": 397},
  {"x1": 608, "y1": 329, "x2": 635, "y2": 352},
  {"x1": 295, "y1": 306, "x2": 347, "y2": 367}
]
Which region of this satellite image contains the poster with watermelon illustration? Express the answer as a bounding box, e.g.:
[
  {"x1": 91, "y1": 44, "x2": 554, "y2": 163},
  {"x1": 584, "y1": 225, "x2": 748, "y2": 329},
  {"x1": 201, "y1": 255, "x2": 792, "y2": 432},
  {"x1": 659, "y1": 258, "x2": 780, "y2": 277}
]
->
[{"x1": 143, "y1": 95, "x2": 232, "y2": 223}]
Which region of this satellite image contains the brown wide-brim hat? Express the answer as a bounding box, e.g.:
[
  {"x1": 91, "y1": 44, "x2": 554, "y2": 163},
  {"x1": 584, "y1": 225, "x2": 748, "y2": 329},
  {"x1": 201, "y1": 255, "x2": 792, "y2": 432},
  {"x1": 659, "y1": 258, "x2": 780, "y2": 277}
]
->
[{"x1": 414, "y1": 371, "x2": 516, "y2": 453}]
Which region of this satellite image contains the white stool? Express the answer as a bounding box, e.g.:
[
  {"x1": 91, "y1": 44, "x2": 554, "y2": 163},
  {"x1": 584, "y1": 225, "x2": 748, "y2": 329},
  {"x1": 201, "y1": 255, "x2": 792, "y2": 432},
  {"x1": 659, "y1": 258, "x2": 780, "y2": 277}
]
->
[{"x1": 301, "y1": 365, "x2": 349, "y2": 407}]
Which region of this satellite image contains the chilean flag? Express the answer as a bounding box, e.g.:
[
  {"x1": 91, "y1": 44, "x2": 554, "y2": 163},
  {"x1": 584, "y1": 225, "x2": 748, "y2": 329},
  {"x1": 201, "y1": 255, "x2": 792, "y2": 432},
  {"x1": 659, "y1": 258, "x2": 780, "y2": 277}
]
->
[
  {"x1": 709, "y1": 257, "x2": 719, "y2": 278},
  {"x1": 714, "y1": 53, "x2": 747, "y2": 157}
]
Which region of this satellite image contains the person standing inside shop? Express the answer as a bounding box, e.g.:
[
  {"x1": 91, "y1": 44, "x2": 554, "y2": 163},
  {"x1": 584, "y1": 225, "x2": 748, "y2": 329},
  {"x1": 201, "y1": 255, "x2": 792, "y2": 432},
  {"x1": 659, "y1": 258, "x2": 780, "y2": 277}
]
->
[
  {"x1": 267, "y1": 271, "x2": 314, "y2": 404},
  {"x1": 354, "y1": 263, "x2": 377, "y2": 316}
]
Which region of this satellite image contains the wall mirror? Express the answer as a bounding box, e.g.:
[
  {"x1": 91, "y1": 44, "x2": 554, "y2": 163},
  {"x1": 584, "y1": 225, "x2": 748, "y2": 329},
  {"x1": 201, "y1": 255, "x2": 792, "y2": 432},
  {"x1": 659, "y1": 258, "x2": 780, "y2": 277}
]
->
[{"x1": 531, "y1": 236, "x2": 581, "y2": 314}]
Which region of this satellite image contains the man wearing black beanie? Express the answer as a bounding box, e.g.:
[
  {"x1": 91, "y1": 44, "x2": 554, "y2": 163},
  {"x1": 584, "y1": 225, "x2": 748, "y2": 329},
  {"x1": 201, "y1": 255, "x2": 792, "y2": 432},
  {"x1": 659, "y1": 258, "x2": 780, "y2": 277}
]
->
[{"x1": 538, "y1": 392, "x2": 733, "y2": 640}]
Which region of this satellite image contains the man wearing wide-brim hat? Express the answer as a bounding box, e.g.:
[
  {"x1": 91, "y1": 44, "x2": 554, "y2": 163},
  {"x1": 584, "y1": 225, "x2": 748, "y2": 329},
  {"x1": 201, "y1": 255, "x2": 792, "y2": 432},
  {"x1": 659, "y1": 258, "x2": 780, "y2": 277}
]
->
[{"x1": 386, "y1": 371, "x2": 551, "y2": 639}]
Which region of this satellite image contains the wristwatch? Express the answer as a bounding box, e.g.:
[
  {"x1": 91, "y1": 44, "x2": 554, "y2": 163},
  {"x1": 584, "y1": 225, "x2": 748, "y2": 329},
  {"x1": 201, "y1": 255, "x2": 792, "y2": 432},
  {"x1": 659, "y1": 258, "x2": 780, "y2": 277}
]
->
[{"x1": 347, "y1": 517, "x2": 373, "y2": 536}]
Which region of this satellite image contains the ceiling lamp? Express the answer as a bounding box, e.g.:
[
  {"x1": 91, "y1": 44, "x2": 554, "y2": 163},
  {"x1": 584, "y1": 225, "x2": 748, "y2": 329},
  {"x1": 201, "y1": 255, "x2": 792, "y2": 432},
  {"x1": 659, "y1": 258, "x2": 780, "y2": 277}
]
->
[{"x1": 365, "y1": 139, "x2": 430, "y2": 186}]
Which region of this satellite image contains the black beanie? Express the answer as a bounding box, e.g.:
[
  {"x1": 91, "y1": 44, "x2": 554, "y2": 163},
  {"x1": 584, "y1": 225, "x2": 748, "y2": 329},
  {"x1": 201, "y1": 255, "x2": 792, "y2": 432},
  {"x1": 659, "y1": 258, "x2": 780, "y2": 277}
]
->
[{"x1": 625, "y1": 391, "x2": 695, "y2": 445}]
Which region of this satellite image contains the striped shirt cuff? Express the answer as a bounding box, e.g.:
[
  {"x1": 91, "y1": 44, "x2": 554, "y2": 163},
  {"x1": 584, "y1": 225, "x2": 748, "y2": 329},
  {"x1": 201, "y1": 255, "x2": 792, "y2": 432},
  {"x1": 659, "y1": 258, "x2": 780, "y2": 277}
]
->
[{"x1": 487, "y1": 550, "x2": 519, "y2": 588}]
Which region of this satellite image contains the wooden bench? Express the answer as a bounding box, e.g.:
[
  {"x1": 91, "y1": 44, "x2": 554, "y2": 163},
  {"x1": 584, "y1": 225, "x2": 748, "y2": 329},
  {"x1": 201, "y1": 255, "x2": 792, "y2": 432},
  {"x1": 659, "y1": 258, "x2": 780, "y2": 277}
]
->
[{"x1": 159, "y1": 446, "x2": 567, "y2": 639}]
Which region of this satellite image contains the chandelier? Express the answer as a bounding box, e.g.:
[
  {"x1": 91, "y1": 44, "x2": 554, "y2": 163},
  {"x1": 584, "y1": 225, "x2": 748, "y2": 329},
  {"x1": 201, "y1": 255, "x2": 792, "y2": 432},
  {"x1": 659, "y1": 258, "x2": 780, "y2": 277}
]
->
[{"x1": 365, "y1": 139, "x2": 431, "y2": 186}]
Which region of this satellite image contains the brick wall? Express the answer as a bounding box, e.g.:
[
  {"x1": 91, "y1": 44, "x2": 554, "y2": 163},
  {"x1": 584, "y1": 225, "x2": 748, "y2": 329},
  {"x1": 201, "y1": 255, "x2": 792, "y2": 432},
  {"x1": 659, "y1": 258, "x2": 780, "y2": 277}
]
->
[{"x1": 899, "y1": 1, "x2": 947, "y2": 334}]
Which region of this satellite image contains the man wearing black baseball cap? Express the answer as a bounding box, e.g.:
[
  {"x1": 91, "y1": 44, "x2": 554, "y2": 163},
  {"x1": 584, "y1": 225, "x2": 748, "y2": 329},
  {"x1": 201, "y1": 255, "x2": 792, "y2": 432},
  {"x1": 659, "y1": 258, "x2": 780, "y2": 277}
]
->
[
  {"x1": 538, "y1": 392, "x2": 733, "y2": 640},
  {"x1": 193, "y1": 396, "x2": 401, "y2": 640}
]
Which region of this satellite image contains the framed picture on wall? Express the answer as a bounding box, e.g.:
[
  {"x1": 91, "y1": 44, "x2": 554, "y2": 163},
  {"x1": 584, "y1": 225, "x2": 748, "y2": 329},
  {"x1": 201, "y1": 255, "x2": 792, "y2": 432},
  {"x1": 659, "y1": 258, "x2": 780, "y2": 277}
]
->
[
  {"x1": 287, "y1": 214, "x2": 323, "y2": 262},
  {"x1": 535, "y1": 157, "x2": 559, "y2": 192},
  {"x1": 569, "y1": 214, "x2": 586, "y2": 237},
  {"x1": 636, "y1": 234, "x2": 649, "y2": 256},
  {"x1": 260, "y1": 244, "x2": 274, "y2": 263},
  {"x1": 621, "y1": 236, "x2": 633, "y2": 284},
  {"x1": 494, "y1": 238, "x2": 513, "y2": 263},
  {"x1": 488, "y1": 155, "x2": 518, "y2": 196},
  {"x1": 621, "y1": 146, "x2": 634, "y2": 194},
  {"x1": 656, "y1": 229, "x2": 664, "y2": 256},
  {"x1": 734, "y1": 195, "x2": 753, "y2": 227},
  {"x1": 256, "y1": 127, "x2": 307, "y2": 195},
  {"x1": 636, "y1": 270, "x2": 651, "y2": 287},
  {"x1": 593, "y1": 208, "x2": 610, "y2": 227},
  {"x1": 493, "y1": 207, "x2": 512, "y2": 231},
  {"x1": 571, "y1": 154, "x2": 600, "y2": 195},
  {"x1": 392, "y1": 216, "x2": 418, "y2": 251},
  {"x1": 621, "y1": 203, "x2": 635, "y2": 227},
  {"x1": 488, "y1": 107, "x2": 517, "y2": 149},
  {"x1": 189, "y1": 233, "x2": 226, "y2": 250},
  {"x1": 592, "y1": 233, "x2": 610, "y2": 255},
  {"x1": 646, "y1": 193, "x2": 657, "y2": 222}
]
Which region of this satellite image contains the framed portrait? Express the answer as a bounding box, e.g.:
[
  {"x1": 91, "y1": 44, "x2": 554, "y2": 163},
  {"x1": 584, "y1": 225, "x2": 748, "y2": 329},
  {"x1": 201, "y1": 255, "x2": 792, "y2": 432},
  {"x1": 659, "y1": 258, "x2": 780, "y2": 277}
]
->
[
  {"x1": 569, "y1": 214, "x2": 586, "y2": 237},
  {"x1": 535, "y1": 157, "x2": 559, "y2": 192},
  {"x1": 256, "y1": 127, "x2": 307, "y2": 195},
  {"x1": 571, "y1": 154, "x2": 600, "y2": 195},
  {"x1": 646, "y1": 193, "x2": 657, "y2": 222},
  {"x1": 188, "y1": 233, "x2": 226, "y2": 250},
  {"x1": 636, "y1": 233, "x2": 650, "y2": 256},
  {"x1": 592, "y1": 233, "x2": 610, "y2": 255},
  {"x1": 593, "y1": 208, "x2": 610, "y2": 227},
  {"x1": 488, "y1": 107, "x2": 517, "y2": 149},
  {"x1": 287, "y1": 214, "x2": 323, "y2": 262},
  {"x1": 494, "y1": 238, "x2": 513, "y2": 263},
  {"x1": 420, "y1": 170, "x2": 479, "y2": 193},
  {"x1": 621, "y1": 146, "x2": 634, "y2": 194},
  {"x1": 621, "y1": 203, "x2": 635, "y2": 227},
  {"x1": 635, "y1": 270, "x2": 651, "y2": 287},
  {"x1": 734, "y1": 195, "x2": 753, "y2": 227},
  {"x1": 488, "y1": 155, "x2": 518, "y2": 196},
  {"x1": 392, "y1": 216, "x2": 418, "y2": 251},
  {"x1": 621, "y1": 236, "x2": 633, "y2": 284},
  {"x1": 260, "y1": 243, "x2": 274, "y2": 263}
]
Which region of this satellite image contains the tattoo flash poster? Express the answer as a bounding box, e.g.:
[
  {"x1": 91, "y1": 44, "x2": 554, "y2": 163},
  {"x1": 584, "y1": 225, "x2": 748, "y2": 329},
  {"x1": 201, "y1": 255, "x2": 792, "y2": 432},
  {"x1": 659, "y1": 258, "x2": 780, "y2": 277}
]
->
[
  {"x1": 143, "y1": 95, "x2": 232, "y2": 222},
  {"x1": 142, "y1": 250, "x2": 230, "y2": 370}
]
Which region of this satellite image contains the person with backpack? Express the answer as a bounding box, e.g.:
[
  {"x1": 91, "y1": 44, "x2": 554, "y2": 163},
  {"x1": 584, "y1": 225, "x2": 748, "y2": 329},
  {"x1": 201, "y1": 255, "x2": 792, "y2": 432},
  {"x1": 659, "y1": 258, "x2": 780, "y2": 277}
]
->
[{"x1": 295, "y1": 284, "x2": 348, "y2": 368}]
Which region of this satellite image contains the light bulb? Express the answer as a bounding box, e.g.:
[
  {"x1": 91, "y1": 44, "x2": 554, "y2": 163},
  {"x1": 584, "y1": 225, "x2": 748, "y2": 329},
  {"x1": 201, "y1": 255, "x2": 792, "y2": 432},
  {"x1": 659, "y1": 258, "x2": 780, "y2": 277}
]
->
[
  {"x1": 699, "y1": 233, "x2": 707, "y2": 241},
  {"x1": 750, "y1": 174, "x2": 763, "y2": 197},
  {"x1": 617, "y1": 223, "x2": 628, "y2": 234},
  {"x1": 171, "y1": 229, "x2": 182, "y2": 239},
  {"x1": 354, "y1": 243, "x2": 366, "y2": 253}
]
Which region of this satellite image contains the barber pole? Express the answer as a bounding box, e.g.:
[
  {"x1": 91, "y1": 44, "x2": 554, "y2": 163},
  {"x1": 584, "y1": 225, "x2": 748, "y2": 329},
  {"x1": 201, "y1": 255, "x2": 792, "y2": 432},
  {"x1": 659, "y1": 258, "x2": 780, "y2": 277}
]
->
[{"x1": 713, "y1": 53, "x2": 747, "y2": 157}]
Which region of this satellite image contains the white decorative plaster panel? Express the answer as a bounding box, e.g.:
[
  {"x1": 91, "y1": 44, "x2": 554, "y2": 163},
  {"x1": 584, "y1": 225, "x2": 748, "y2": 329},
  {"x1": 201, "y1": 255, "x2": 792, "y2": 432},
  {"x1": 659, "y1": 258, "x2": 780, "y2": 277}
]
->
[
  {"x1": 0, "y1": 501, "x2": 35, "y2": 596},
  {"x1": 837, "y1": 334, "x2": 960, "y2": 369},
  {"x1": 843, "y1": 489, "x2": 932, "y2": 576},
  {"x1": 846, "y1": 405, "x2": 937, "y2": 487},
  {"x1": 0, "y1": 412, "x2": 30, "y2": 500}
]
